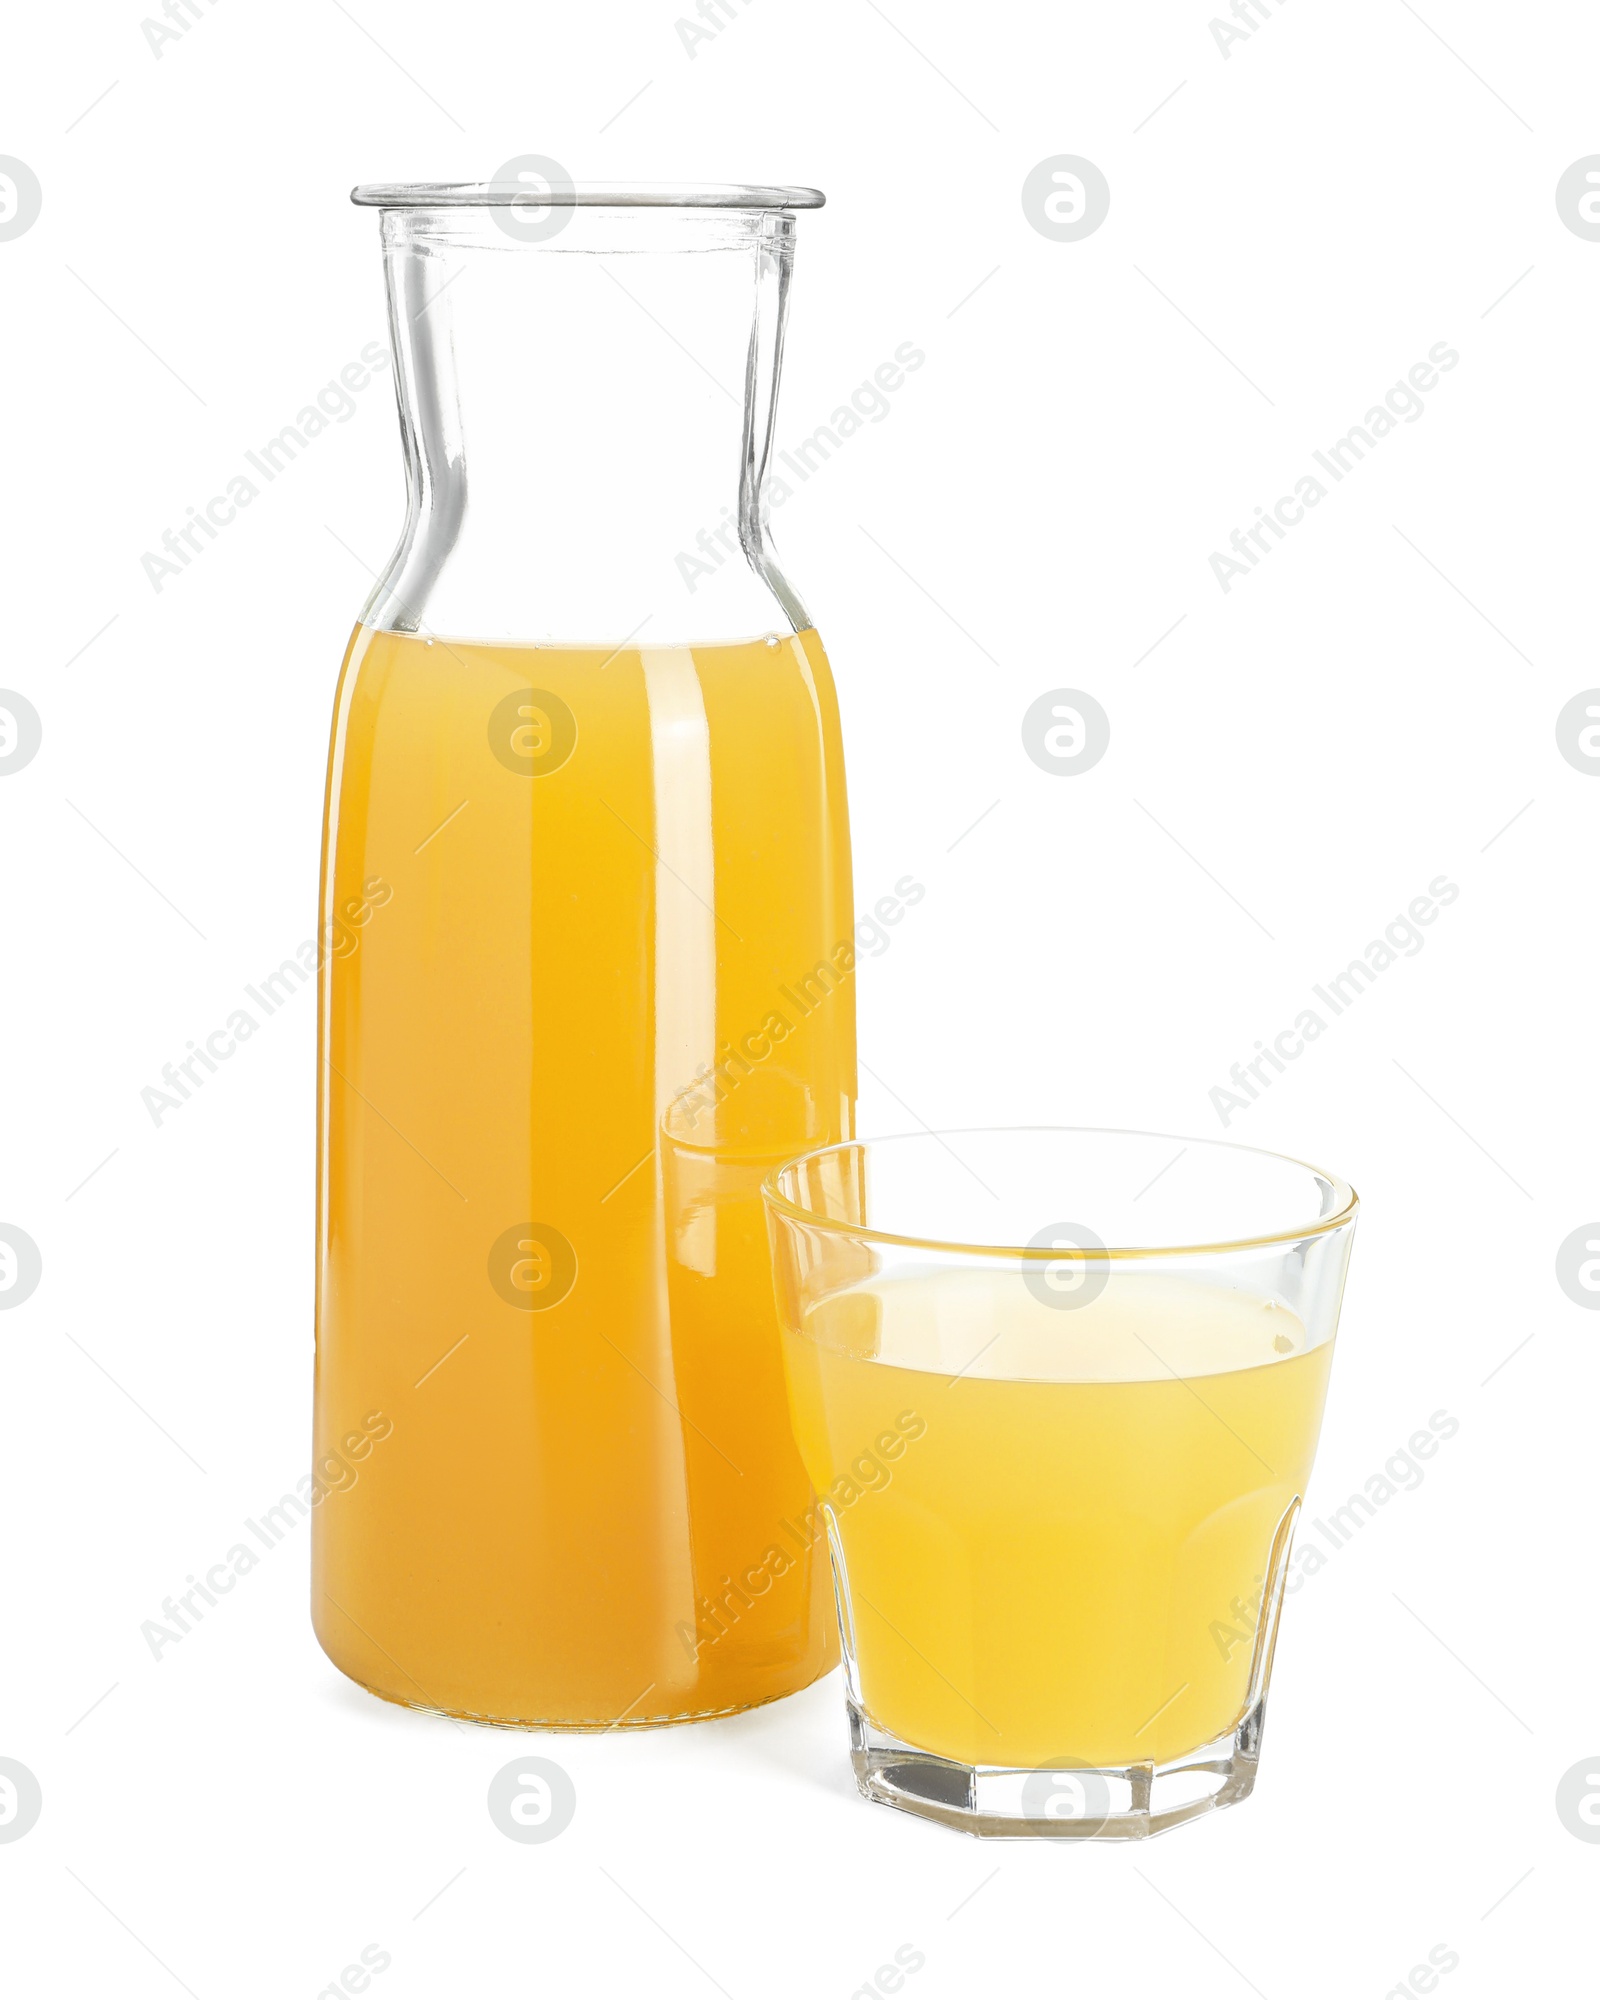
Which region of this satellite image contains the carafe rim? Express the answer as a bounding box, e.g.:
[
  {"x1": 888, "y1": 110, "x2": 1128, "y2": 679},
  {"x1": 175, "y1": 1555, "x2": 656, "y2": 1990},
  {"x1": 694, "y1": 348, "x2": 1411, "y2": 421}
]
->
[{"x1": 352, "y1": 180, "x2": 825, "y2": 211}]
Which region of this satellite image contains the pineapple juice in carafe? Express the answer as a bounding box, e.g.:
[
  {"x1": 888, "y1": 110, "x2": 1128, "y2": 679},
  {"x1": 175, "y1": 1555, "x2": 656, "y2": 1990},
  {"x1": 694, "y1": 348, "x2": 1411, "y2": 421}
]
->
[{"x1": 312, "y1": 183, "x2": 853, "y2": 1726}]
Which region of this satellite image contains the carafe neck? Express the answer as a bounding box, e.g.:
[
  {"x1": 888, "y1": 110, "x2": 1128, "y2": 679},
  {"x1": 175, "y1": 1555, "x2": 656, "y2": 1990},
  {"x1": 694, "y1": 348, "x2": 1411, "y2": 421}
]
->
[{"x1": 364, "y1": 205, "x2": 810, "y2": 648}]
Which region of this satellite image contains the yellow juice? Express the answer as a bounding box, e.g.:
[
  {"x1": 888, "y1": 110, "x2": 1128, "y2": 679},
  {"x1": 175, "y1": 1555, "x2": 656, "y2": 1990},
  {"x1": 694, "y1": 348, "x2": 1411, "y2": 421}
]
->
[
  {"x1": 782, "y1": 1268, "x2": 1332, "y2": 1769},
  {"x1": 313, "y1": 623, "x2": 854, "y2": 1725}
]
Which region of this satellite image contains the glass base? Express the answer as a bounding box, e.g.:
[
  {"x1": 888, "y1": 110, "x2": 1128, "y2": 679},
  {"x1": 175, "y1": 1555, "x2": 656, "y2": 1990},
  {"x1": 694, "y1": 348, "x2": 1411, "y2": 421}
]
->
[{"x1": 847, "y1": 1696, "x2": 1266, "y2": 1840}]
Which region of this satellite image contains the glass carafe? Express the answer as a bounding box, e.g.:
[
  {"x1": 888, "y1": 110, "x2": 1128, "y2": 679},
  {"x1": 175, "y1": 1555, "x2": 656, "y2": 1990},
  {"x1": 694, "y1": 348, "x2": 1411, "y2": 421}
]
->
[{"x1": 312, "y1": 181, "x2": 854, "y2": 1726}]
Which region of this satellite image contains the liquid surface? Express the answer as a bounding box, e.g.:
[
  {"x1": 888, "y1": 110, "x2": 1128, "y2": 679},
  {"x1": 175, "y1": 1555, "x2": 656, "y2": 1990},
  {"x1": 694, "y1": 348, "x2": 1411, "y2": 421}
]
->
[
  {"x1": 782, "y1": 1268, "x2": 1332, "y2": 1767},
  {"x1": 314, "y1": 625, "x2": 854, "y2": 1724}
]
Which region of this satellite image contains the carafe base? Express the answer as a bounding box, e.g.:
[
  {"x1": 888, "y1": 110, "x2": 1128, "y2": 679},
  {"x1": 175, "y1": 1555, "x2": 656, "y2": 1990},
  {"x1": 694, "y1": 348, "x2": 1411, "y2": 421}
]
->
[{"x1": 328, "y1": 1656, "x2": 837, "y2": 1733}]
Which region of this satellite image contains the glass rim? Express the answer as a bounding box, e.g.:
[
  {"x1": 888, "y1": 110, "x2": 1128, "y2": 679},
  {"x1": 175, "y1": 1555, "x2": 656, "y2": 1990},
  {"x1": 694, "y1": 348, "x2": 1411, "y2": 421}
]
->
[
  {"x1": 760, "y1": 1125, "x2": 1359, "y2": 1261},
  {"x1": 350, "y1": 181, "x2": 825, "y2": 211}
]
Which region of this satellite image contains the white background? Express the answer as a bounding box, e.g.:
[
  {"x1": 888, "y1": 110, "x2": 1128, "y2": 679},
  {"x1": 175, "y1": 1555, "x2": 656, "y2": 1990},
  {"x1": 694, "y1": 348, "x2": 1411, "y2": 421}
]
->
[{"x1": 3, "y1": 0, "x2": 1597, "y2": 1992}]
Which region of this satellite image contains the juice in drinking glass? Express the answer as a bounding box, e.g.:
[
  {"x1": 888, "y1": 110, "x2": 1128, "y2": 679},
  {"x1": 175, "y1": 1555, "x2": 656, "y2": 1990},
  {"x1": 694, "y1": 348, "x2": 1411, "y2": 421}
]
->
[{"x1": 764, "y1": 1127, "x2": 1356, "y2": 1838}]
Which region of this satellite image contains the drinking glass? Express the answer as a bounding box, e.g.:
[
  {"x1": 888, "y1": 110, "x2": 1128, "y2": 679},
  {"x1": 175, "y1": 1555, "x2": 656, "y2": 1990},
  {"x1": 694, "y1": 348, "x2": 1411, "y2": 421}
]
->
[{"x1": 763, "y1": 1128, "x2": 1357, "y2": 1838}]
